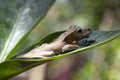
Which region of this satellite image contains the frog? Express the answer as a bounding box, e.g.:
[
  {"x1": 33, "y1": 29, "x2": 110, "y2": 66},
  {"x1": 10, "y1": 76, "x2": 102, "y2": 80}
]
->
[{"x1": 17, "y1": 25, "x2": 93, "y2": 58}]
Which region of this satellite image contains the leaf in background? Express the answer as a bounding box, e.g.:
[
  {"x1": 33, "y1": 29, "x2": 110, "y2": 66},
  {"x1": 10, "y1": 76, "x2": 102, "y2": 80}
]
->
[
  {"x1": 0, "y1": 30, "x2": 120, "y2": 80},
  {"x1": 0, "y1": 0, "x2": 55, "y2": 62}
]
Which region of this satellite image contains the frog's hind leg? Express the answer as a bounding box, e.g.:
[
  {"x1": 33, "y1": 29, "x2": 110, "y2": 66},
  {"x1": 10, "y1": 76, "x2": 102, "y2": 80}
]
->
[
  {"x1": 17, "y1": 51, "x2": 54, "y2": 59},
  {"x1": 62, "y1": 44, "x2": 80, "y2": 53}
]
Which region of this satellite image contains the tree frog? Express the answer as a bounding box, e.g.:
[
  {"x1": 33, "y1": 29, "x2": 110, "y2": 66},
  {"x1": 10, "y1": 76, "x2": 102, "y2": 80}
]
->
[{"x1": 17, "y1": 25, "x2": 94, "y2": 58}]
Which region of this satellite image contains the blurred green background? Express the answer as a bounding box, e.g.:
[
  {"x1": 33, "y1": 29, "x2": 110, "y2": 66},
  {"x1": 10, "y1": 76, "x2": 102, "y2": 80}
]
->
[{"x1": 11, "y1": 0, "x2": 120, "y2": 80}]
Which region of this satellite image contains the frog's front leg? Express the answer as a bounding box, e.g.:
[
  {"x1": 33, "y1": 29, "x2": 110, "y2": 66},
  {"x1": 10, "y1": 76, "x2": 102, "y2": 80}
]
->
[{"x1": 62, "y1": 44, "x2": 80, "y2": 53}]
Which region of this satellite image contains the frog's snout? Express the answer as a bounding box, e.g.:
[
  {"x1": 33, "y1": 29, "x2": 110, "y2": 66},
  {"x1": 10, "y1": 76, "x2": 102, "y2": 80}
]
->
[{"x1": 82, "y1": 28, "x2": 92, "y2": 38}]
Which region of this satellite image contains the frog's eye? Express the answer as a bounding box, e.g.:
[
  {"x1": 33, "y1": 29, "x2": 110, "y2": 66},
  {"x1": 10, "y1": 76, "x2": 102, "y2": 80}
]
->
[{"x1": 78, "y1": 29, "x2": 82, "y2": 33}]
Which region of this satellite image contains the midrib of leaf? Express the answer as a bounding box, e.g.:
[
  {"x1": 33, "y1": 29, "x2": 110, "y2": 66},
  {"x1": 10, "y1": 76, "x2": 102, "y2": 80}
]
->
[{"x1": 0, "y1": 5, "x2": 26, "y2": 63}]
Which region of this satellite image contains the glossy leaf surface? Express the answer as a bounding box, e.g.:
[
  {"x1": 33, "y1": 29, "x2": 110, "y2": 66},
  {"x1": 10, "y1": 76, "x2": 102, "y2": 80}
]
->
[
  {"x1": 0, "y1": 0, "x2": 55, "y2": 62},
  {"x1": 0, "y1": 30, "x2": 120, "y2": 80}
]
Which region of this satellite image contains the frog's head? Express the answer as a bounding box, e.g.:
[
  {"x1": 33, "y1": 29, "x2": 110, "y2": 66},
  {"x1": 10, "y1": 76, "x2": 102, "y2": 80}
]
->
[
  {"x1": 65, "y1": 25, "x2": 92, "y2": 43},
  {"x1": 78, "y1": 28, "x2": 92, "y2": 38}
]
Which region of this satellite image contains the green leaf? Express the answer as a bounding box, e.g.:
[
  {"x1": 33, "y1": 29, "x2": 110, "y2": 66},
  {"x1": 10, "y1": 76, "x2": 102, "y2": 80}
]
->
[
  {"x1": 0, "y1": 0, "x2": 55, "y2": 62},
  {"x1": 0, "y1": 30, "x2": 120, "y2": 80}
]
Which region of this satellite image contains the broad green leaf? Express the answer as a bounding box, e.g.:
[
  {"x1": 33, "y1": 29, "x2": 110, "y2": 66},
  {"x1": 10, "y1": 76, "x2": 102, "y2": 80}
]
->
[
  {"x1": 0, "y1": 30, "x2": 120, "y2": 80},
  {"x1": 0, "y1": 0, "x2": 55, "y2": 62}
]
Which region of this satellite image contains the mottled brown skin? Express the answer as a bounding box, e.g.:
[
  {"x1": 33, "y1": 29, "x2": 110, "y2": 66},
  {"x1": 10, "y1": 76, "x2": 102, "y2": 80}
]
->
[
  {"x1": 46, "y1": 25, "x2": 92, "y2": 54},
  {"x1": 18, "y1": 25, "x2": 92, "y2": 58}
]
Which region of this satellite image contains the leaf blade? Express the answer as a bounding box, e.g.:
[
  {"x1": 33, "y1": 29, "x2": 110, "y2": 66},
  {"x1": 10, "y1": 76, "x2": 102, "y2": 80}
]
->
[
  {"x1": 0, "y1": 0, "x2": 55, "y2": 62},
  {"x1": 0, "y1": 30, "x2": 120, "y2": 79}
]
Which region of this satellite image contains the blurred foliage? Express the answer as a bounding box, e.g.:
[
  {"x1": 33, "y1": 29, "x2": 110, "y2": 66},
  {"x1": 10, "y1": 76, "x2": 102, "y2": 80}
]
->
[{"x1": 19, "y1": 0, "x2": 120, "y2": 80}]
